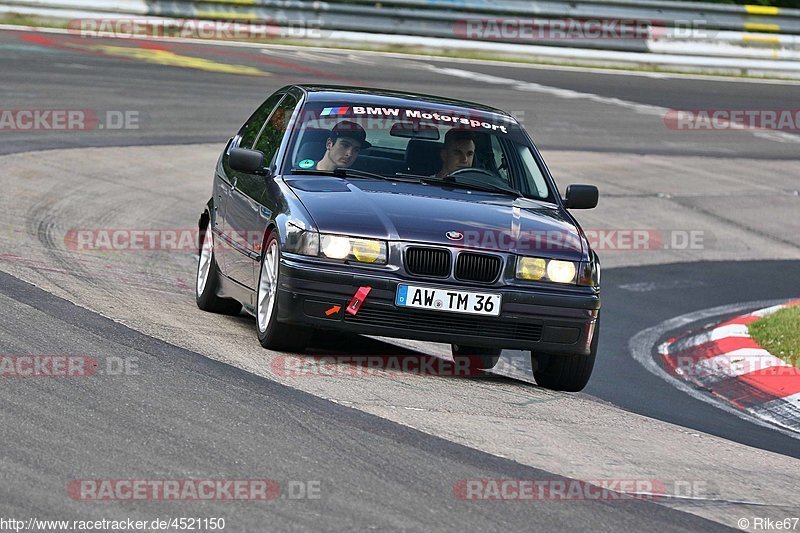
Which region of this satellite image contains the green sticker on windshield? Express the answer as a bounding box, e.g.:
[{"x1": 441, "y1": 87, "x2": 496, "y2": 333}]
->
[{"x1": 298, "y1": 159, "x2": 315, "y2": 169}]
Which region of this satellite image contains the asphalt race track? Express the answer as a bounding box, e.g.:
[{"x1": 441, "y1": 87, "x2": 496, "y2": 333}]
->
[
  {"x1": 1, "y1": 27, "x2": 799, "y2": 530},
  {"x1": 0, "y1": 270, "x2": 727, "y2": 531}
]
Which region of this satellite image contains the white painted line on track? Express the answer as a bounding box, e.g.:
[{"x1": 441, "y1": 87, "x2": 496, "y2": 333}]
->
[
  {"x1": 431, "y1": 66, "x2": 800, "y2": 144},
  {"x1": 629, "y1": 298, "x2": 800, "y2": 441}
]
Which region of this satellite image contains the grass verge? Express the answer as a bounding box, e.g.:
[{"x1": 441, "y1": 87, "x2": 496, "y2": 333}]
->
[{"x1": 749, "y1": 304, "x2": 800, "y2": 368}]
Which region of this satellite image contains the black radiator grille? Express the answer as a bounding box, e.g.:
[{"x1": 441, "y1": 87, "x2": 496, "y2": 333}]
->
[
  {"x1": 455, "y1": 252, "x2": 502, "y2": 283},
  {"x1": 404, "y1": 247, "x2": 451, "y2": 277}
]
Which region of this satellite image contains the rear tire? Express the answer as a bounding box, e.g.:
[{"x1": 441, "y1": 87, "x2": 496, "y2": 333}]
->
[
  {"x1": 451, "y1": 344, "x2": 502, "y2": 371},
  {"x1": 196, "y1": 223, "x2": 242, "y2": 316},
  {"x1": 256, "y1": 230, "x2": 311, "y2": 352},
  {"x1": 532, "y1": 317, "x2": 600, "y2": 392}
]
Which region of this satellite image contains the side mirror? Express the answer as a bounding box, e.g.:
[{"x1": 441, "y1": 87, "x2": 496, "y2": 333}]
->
[
  {"x1": 230, "y1": 147, "x2": 265, "y2": 174},
  {"x1": 563, "y1": 184, "x2": 598, "y2": 209}
]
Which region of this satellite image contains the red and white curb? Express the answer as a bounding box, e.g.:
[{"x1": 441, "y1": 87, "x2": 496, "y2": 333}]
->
[{"x1": 657, "y1": 300, "x2": 800, "y2": 435}]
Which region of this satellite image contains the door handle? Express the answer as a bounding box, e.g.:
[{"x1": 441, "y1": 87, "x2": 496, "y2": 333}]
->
[{"x1": 230, "y1": 176, "x2": 238, "y2": 191}]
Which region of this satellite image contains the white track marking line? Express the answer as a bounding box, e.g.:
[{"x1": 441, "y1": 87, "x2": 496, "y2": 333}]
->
[
  {"x1": 432, "y1": 66, "x2": 800, "y2": 144},
  {"x1": 752, "y1": 302, "x2": 798, "y2": 316},
  {"x1": 629, "y1": 299, "x2": 800, "y2": 440},
  {"x1": 709, "y1": 324, "x2": 751, "y2": 339},
  {"x1": 283, "y1": 50, "x2": 342, "y2": 64}
]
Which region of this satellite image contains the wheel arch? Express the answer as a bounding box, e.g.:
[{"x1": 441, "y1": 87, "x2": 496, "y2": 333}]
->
[
  {"x1": 260, "y1": 221, "x2": 279, "y2": 260},
  {"x1": 198, "y1": 199, "x2": 213, "y2": 252}
]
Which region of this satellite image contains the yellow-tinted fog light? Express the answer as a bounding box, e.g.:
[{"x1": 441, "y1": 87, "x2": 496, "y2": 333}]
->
[
  {"x1": 517, "y1": 257, "x2": 547, "y2": 280},
  {"x1": 352, "y1": 239, "x2": 382, "y2": 263}
]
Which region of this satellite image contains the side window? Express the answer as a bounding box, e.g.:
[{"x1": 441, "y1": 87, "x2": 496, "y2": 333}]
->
[
  {"x1": 516, "y1": 145, "x2": 549, "y2": 199},
  {"x1": 238, "y1": 93, "x2": 284, "y2": 149},
  {"x1": 253, "y1": 94, "x2": 299, "y2": 165}
]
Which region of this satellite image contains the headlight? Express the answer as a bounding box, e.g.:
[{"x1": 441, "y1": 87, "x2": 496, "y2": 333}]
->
[
  {"x1": 547, "y1": 260, "x2": 576, "y2": 283},
  {"x1": 321, "y1": 235, "x2": 351, "y2": 259},
  {"x1": 516, "y1": 256, "x2": 578, "y2": 284},
  {"x1": 319, "y1": 234, "x2": 387, "y2": 264}
]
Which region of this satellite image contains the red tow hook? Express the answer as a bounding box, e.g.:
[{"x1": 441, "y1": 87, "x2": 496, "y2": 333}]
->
[{"x1": 346, "y1": 286, "x2": 372, "y2": 315}]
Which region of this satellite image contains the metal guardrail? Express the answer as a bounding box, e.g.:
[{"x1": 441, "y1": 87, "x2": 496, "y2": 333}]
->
[
  {"x1": 2, "y1": 0, "x2": 800, "y2": 69},
  {"x1": 174, "y1": 0, "x2": 800, "y2": 35}
]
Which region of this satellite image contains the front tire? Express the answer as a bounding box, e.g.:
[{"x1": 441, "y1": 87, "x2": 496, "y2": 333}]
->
[
  {"x1": 196, "y1": 223, "x2": 242, "y2": 316},
  {"x1": 532, "y1": 317, "x2": 600, "y2": 392},
  {"x1": 256, "y1": 231, "x2": 310, "y2": 352}
]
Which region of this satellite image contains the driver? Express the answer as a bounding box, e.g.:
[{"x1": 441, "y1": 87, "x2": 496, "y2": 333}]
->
[
  {"x1": 316, "y1": 120, "x2": 371, "y2": 171},
  {"x1": 434, "y1": 129, "x2": 475, "y2": 179}
]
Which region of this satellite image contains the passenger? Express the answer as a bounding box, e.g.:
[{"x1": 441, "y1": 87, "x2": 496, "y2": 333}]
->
[
  {"x1": 435, "y1": 129, "x2": 475, "y2": 179},
  {"x1": 315, "y1": 121, "x2": 371, "y2": 171}
]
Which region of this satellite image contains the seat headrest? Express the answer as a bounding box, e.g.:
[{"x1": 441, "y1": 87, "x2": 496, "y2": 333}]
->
[
  {"x1": 405, "y1": 139, "x2": 442, "y2": 176},
  {"x1": 294, "y1": 128, "x2": 331, "y2": 166}
]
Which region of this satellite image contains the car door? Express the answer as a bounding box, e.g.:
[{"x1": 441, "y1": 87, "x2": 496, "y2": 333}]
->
[
  {"x1": 217, "y1": 92, "x2": 284, "y2": 283},
  {"x1": 213, "y1": 143, "x2": 233, "y2": 272},
  {"x1": 223, "y1": 93, "x2": 300, "y2": 296}
]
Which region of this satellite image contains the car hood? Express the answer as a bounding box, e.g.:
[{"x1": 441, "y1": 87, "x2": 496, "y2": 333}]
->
[{"x1": 285, "y1": 176, "x2": 586, "y2": 260}]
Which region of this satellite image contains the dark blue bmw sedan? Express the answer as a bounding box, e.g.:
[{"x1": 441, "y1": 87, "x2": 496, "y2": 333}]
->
[{"x1": 196, "y1": 85, "x2": 600, "y2": 391}]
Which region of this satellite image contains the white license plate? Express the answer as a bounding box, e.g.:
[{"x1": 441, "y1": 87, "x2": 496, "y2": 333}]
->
[{"x1": 395, "y1": 284, "x2": 502, "y2": 317}]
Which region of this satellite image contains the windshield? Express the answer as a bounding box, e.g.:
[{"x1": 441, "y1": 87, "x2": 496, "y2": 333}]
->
[{"x1": 281, "y1": 101, "x2": 554, "y2": 201}]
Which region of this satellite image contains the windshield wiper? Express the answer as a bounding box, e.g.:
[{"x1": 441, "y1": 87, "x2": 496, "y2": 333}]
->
[
  {"x1": 292, "y1": 168, "x2": 420, "y2": 183},
  {"x1": 396, "y1": 172, "x2": 521, "y2": 197},
  {"x1": 394, "y1": 172, "x2": 429, "y2": 180},
  {"x1": 421, "y1": 176, "x2": 523, "y2": 198}
]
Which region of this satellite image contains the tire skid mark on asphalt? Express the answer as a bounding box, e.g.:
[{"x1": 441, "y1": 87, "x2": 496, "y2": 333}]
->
[
  {"x1": 26, "y1": 178, "x2": 125, "y2": 299},
  {"x1": 15, "y1": 169, "x2": 194, "y2": 298},
  {"x1": 23, "y1": 185, "x2": 92, "y2": 302},
  {"x1": 4, "y1": 146, "x2": 800, "y2": 528}
]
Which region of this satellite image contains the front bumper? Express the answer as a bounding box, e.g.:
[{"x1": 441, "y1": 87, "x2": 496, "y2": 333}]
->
[{"x1": 276, "y1": 256, "x2": 600, "y2": 355}]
